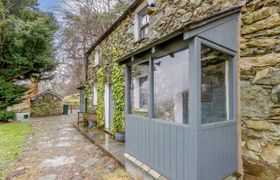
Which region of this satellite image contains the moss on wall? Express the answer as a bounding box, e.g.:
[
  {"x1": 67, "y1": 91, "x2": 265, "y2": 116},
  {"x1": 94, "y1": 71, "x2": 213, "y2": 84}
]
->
[{"x1": 111, "y1": 48, "x2": 125, "y2": 135}]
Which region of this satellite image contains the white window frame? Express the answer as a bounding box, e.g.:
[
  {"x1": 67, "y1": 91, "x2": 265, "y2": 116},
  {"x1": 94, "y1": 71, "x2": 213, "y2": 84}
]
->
[
  {"x1": 138, "y1": 6, "x2": 149, "y2": 39},
  {"x1": 134, "y1": 1, "x2": 149, "y2": 41},
  {"x1": 93, "y1": 84, "x2": 98, "y2": 106},
  {"x1": 133, "y1": 75, "x2": 148, "y2": 110},
  {"x1": 94, "y1": 50, "x2": 99, "y2": 66}
]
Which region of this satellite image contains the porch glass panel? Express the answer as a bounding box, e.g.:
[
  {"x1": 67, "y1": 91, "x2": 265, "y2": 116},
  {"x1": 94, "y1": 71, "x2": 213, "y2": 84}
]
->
[
  {"x1": 201, "y1": 45, "x2": 232, "y2": 124},
  {"x1": 153, "y1": 49, "x2": 189, "y2": 123}
]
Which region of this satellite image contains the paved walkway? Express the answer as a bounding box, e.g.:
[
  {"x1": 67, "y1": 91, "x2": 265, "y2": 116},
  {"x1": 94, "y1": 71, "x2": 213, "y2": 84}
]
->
[{"x1": 6, "y1": 114, "x2": 128, "y2": 180}]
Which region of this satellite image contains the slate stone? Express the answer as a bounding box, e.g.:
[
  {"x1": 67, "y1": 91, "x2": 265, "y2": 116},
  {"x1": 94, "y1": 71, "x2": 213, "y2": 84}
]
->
[
  {"x1": 80, "y1": 157, "x2": 98, "y2": 168},
  {"x1": 253, "y1": 68, "x2": 280, "y2": 85},
  {"x1": 38, "y1": 156, "x2": 75, "y2": 169},
  {"x1": 55, "y1": 142, "x2": 71, "y2": 147},
  {"x1": 271, "y1": 85, "x2": 280, "y2": 104},
  {"x1": 241, "y1": 81, "x2": 272, "y2": 118},
  {"x1": 37, "y1": 174, "x2": 57, "y2": 180}
]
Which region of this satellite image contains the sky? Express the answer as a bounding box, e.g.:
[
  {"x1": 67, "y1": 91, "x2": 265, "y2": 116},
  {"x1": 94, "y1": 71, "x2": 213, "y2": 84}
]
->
[{"x1": 38, "y1": 0, "x2": 62, "y2": 12}]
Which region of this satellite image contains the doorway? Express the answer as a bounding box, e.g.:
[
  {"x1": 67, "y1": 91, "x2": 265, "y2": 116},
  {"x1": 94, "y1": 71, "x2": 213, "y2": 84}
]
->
[{"x1": 104, "y1": 83, "x2": 114, "y2": 130}]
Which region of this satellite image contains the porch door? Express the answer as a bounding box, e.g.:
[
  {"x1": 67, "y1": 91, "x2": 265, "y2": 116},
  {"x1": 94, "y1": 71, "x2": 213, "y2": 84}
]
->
[{"x1": 104, "y1": 83, "x2": 114, "y2": 130}]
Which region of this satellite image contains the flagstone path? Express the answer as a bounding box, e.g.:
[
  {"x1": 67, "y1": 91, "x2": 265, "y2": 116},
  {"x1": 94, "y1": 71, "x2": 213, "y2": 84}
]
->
[{"x1": 6, "y1": 114, "x2": 125, "y2": 180}]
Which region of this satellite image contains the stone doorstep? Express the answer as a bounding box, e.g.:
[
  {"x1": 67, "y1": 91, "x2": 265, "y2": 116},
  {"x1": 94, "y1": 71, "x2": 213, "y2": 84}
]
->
[
  {"x1": 124, "y1": 152, "x2": 241, "y2": 180},
  {"x1": 73, "y1": 123, "x2": 125, "y2": 168},
  {"x1": 124, "y1": 153, "x2": 167, "y2": 180},
  {"x1": 223, "y1": 172, "x2": 242, "y2": 180}
]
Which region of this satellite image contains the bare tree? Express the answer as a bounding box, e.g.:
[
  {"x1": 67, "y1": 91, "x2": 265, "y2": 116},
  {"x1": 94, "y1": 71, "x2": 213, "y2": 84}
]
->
[{"x1": 40, "y1": 0, "x2": 133, "y2": 96}]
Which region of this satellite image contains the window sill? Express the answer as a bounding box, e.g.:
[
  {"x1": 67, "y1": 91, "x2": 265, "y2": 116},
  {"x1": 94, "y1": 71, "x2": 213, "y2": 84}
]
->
[
  {"x1": 201, "y1": 120, "x2": 235, "y2": 130},
  {"x1": 93, "y1": 64, "x2": 101, "y2": 69},
  {"x1": 133, "y1": 37, "x2": 148, "y2": 44}
]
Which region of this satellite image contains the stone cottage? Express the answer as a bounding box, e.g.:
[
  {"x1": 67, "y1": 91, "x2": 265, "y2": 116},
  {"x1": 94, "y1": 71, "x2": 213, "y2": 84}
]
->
[
  {"x1": 30, "y1": 90, "x2": 63, "y2": 117},
  {"x1": 84, "y1": 0, "x2": 280, "y2": 179}
]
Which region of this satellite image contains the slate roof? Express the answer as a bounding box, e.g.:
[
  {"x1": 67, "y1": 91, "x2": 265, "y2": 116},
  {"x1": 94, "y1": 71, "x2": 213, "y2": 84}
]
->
[{"x1": 30, "y1": 89, "x2": 63, "y2": 100}]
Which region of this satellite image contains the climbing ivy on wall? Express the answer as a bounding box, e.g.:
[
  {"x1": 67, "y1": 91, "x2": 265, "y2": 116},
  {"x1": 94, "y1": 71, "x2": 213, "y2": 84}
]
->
[
  {"x1": 96, "y1": 68, "x2": 105, "y2": 128},
  {"x1": 85, "y1": 52, "x2": 95, "y2": 112},
  {"x1": 87, "y1": 48, "x2": 125, "y2": 133},
  {"x1": 111, "y1": 48, "x2": 125, "y2": 135}
]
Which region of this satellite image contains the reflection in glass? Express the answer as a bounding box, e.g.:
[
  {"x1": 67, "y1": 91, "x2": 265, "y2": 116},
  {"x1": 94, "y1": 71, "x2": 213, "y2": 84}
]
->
[
  {"x1": 153, "y1": 49, "x2": 189, "y2": 123},
  {"x1": 201, "y1": 45, "x2": 231, "y2": 124},
  {"x1": 130, "y1": 61, "x2": 149, "y2": 117}
]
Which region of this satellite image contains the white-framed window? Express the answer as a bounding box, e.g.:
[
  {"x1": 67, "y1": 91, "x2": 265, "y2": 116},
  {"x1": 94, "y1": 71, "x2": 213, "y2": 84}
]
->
[
  {"x1": 134, "y1": 3, "x2": 149, "y2": 41},
  {"x1": 94, "y1": 50, "x2": 99, "y2": 66},
  {"x1": 93, "y1": 84, "x2": 98, "y2": 106},
  {"x1": 138, "y1": 6, "x2": 149, "y2": 39}
]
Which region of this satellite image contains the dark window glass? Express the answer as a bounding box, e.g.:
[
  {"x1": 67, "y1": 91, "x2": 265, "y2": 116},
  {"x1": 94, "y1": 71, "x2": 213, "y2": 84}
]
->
[
  {"x1": 153, "y1": 49, "x2": 189, "y2": 123},
  {"x1": 201, "y1": 45, "x2": 232, "y2": 124},
  {"x1": 130, "y1": 61, "x2": 149, "y2": 117}
]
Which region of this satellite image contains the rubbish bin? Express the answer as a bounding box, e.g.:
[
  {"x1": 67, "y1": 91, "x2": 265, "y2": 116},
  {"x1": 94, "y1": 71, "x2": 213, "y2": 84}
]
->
[{"x1": 63, "y1": 104, "x2": 69, "y2": 115}]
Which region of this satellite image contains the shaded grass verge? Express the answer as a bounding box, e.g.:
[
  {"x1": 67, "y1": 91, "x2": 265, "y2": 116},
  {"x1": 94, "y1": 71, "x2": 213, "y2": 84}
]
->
[{"x1": 0, "y1": 122, "x2": 31, "y2": 179}]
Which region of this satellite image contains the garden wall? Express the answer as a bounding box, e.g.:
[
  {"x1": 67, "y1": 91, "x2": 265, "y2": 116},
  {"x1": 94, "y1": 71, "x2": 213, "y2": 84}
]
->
[{"x1": 240, "y1": 0, "x2": 280, "y2": 178}]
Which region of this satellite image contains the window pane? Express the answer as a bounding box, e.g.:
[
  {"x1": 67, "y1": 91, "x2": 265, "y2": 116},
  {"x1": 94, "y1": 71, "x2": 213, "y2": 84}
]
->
[
  {"x1": 95, "y1": 51, "x2": 99, "y2": 65},
  {"x1": 93, "y1": 84, "x2": 97, "y2": 106},
  {"x1": 153, "y1": 49, "x2": 189, "y2": 123},
  {"x1": 201, "y1": 45, "x2": 231, "y2": 124},
  {"x1": 141, "y1": 14, "x2": 147, "y2": 26},
  {"x1": 140, "y1": 26, "x2": 148, "y2": 38},
  {"x1": 130, "y1": 61, "x2": 149, "y2": 117}
]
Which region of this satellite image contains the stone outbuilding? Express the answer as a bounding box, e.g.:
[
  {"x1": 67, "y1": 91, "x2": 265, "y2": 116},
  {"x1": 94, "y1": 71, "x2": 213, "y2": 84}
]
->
[{"x1": 30, "y1": 90, "x2": 63, "y2": 117}]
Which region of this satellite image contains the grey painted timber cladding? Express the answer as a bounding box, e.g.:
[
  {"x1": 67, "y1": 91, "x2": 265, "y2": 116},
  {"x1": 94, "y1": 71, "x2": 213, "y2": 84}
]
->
[
  {"x1": 199, "y1": 122, "x2": 237, "y2": 180},
  {"x1": 125, "y1": 13, "x2": 240, "y2": 180},
  {"x1": 126, "y1": 115, "x2": 190, "y2": 180}
]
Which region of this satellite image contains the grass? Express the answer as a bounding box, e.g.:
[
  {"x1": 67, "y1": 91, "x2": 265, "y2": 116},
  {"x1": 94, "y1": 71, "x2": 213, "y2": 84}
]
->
[
  {"x1": 102, "y1": 169, "x2": 132, "y2": 180},
  {"x1": 63, "y1": 93, "x2": 80, "y2": 108},
  {"x1": 0, "y1": 122, "x2": 31, "y2": 179}
]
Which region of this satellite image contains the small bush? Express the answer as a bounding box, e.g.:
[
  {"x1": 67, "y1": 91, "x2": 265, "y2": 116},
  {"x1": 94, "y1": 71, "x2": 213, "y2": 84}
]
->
[{"x1": 0, "y1": 111, "x2": 16, "y2": 122}]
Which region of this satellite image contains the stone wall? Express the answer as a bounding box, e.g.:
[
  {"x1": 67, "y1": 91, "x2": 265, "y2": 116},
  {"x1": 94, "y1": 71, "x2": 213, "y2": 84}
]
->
[
  {"x1": 30, "y1": 93, "x2": 63, "y2": 117},
  {"x1": 90, "y1": 0, "x2": 242, "y2": 62},
  {"x1": 87, "y1": 0, "x2": 243, "y2": 119},
  {"x1": 240, "y1": 0, "x2": 280, "y2": 178},
  {"x1": 86, "y1": 0, "x2": 280, "y2": 178}
]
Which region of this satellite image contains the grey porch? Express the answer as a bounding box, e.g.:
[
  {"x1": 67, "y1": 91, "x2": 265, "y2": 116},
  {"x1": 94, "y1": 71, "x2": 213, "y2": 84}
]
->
[{"x1": 123, "y1": 12, "x2": 240, "y2": 180}]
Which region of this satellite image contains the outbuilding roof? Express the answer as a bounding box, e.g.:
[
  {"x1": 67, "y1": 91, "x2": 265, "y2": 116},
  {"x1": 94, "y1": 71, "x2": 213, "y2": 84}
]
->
[{"x1": 30, "y1": 89, "x2": 63, "y2": 100}]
